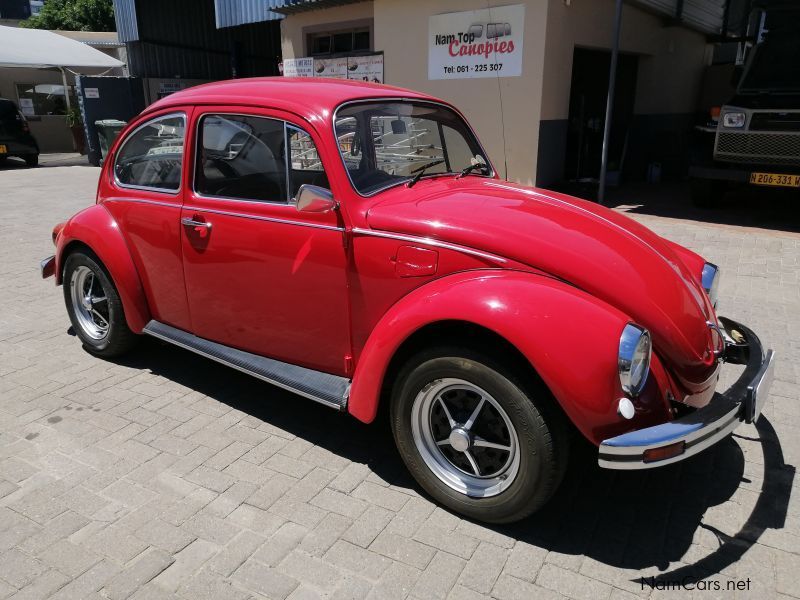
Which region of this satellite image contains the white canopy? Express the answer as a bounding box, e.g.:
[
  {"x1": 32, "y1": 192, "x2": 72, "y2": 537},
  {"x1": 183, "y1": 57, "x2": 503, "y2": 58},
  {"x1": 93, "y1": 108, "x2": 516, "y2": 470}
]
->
[{"x1": 0, "y1": 25, "x2": 124, "y2": 69}]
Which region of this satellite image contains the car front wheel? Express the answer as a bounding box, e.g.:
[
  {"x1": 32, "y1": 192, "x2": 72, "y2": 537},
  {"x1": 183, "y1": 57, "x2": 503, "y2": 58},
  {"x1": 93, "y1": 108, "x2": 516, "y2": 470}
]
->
[
  {"x1": 390, "y1": 347, "x2": 568, "y2": 524},
  {"x1": 63, "y1": 251, "x2": 136, "y2": 357}
]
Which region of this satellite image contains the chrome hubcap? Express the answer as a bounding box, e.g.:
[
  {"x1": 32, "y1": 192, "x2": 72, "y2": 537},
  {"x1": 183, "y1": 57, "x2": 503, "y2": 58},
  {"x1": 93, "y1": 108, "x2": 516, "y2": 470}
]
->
[
  {"x1": 70, "y1": 265, "x2": 109, "y2": 340},
  {"x1": 411, "y1": 378, "x2": 520, "y2": 498}
]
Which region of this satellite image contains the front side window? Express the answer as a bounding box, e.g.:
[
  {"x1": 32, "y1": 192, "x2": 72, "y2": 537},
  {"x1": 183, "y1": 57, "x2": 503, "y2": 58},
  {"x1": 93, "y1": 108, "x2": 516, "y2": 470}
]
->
[
  {"x1": 115, "y1": 114, "x2": 185, "y2": 192},
  {"x1": 334, "y1": 101, "x2": 490, "y2": 195},
  {"x1": 195, "y1": 114, "x2": 288, "y2": 202},
  {"x1": 196, "y1": 115, "x2": 329, "y2": 203}
]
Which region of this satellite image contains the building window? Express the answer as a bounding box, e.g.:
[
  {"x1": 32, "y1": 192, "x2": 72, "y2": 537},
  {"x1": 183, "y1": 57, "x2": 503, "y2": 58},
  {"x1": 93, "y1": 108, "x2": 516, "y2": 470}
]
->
[
  {"x1": 309, "y1": 28, "x2": 370, "y2": 56},
  {"x1": 15, "y1": 83, "x2": 77, "y2": 116}
]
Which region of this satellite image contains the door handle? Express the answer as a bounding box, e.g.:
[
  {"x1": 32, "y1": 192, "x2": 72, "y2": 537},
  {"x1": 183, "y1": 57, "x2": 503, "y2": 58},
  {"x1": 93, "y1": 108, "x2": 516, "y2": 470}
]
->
[{"x1": 181, "y1": 217, "x2": 212, "y2": 238}]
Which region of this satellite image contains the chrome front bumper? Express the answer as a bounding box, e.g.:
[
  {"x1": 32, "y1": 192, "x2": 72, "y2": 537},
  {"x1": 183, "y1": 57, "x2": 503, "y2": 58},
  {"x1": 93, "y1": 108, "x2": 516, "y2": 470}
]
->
[{"x1": 598, "y1": 317, "x2": 775, "y2": 470}]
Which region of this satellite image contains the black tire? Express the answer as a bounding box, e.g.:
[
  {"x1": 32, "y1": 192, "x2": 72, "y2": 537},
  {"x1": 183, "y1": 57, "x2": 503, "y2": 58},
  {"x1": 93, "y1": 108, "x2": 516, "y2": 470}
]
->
[
  {"x1": 24, "y1": 154, "x2": 38, "y2": 167},
  {"x1": 62, "y1": 250, "x2": 137, "y2": 357},
  {"x1": 690, "y1": 178, "x2": 725, "y2": 208},
  {"x1": 390, "y1": 346, "x2": 568, "y2": 524}
]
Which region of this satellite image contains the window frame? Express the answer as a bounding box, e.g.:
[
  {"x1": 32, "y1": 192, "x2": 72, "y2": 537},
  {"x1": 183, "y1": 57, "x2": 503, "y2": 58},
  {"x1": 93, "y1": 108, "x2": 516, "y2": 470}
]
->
[
  {"x1": 193, "y1": 112, "x2": 327, "y2": 206},
  {"x1": 113, "y1": 111, "x2": 187, "y2": 196},
  {"x1": 308, "y1": 26, "x2": 371, "y2": 57}
]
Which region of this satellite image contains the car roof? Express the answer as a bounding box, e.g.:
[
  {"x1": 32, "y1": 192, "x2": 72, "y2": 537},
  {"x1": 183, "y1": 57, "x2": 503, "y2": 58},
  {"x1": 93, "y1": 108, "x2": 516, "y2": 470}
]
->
[{"x1": 143, "y1": 77, "x2": 444, "y2": 119}]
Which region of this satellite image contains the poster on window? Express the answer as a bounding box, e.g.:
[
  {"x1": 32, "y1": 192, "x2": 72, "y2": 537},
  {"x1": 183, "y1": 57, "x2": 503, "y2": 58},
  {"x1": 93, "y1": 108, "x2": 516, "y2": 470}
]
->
[
  {"x1": 313, "y1": 57, "x2": 348, "y2": 79},
  {"x1": 283, "y1": 57, "x2": 314, "y2": 78},
  {"x1": 428, "y1": 4, "x2": 525, "y2": 80},
  {"x1": 346, "y1": 54, "x2": 384, "y2": 83},
  {"x1": 18, "y1": 98, "x2": 35, "y2": 116}
]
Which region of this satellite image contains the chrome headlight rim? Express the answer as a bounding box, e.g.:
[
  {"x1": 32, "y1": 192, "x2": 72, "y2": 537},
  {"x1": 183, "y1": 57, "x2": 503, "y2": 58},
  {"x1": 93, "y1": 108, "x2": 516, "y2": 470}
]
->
[
  {"x1": 701, "y1": 262, "x2": 720, "y2": 308},
  {"x1": 618, "y1": 323, "x2": 652, "y2": 397}
]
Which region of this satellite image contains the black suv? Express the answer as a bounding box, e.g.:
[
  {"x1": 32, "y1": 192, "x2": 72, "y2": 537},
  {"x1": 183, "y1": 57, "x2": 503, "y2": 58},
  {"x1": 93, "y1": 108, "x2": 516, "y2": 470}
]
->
[{"x1": 0, "y1": 98, "x2": 39, "y2": 167}]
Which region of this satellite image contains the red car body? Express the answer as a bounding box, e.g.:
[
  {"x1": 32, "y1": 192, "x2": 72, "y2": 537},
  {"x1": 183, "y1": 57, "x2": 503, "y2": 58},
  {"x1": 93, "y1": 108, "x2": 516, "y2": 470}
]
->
[{"x1": 44, "y1": 78, "x2": 773, "y2": 477}]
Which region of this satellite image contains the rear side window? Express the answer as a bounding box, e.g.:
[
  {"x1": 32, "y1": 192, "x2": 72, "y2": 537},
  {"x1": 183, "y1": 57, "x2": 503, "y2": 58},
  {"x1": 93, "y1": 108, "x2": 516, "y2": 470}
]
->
[
  {"x1": 114, "y1": 114, "x2": 185, "y2": 192},
  {"x1": 195, "y1": 114, "x2": 288, "y2": 202}
]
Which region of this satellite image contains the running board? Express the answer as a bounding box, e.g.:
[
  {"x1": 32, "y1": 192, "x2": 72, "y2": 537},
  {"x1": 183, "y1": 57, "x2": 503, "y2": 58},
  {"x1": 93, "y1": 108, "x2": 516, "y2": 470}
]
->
[{"x1": 143, "y1": 320, "x2": 350, "y2": 411}]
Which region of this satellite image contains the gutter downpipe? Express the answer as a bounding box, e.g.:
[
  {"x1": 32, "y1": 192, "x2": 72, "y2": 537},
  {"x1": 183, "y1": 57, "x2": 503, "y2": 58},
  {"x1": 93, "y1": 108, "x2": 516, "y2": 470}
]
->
[{"x1": 598, "y1": 0, "x2": 623, "y2": 205}]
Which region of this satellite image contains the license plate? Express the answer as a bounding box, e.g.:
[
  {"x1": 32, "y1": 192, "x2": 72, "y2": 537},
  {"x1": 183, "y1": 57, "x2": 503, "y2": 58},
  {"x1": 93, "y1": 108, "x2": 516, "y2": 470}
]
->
[
  {"x1": 745, "y1": 349, "x2": 776, "y2": 423},
  {"x1": 0, "y1": 145, "x2": 6, "y2": 154},
  {"x1": 749, "y1": 172, "x2": 800, "y2": 188}
]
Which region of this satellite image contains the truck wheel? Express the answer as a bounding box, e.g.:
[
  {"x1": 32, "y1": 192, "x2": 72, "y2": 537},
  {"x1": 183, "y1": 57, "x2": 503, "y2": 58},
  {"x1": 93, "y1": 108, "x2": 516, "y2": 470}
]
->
[
  {"x1": 390, "y1": 347, "x2": 568, "y2": 524},
  {"x1": 63, "y1": 251, "x2": 137, "y2": 358},
  {"x1": 691, "y1": 178, "x2": 725, "y2": 208}
]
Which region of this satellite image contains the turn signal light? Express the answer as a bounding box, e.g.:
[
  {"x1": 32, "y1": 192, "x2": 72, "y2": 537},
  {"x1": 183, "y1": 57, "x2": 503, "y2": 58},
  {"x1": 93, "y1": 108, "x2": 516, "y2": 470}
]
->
[{"x1": 643, "y1": 442, "x2": 685, "y2": 463}]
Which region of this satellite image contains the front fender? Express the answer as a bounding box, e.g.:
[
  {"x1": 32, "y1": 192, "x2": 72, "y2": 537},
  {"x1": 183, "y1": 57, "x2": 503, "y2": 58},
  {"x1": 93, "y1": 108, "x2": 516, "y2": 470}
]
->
[
  {"x1": 56, "y1": 204, "x2": 150, "y2": 333},
  {"x1": 348, "y1": 270, "x2": 673, "y2": 445}
]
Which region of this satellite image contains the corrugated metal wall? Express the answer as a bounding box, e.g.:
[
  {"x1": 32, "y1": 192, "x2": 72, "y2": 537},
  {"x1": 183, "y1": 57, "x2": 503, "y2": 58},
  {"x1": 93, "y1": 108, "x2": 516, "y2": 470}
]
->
[
  {"x1": 113, "y1": 0, "x2": 139, "y2": 42},
  {"x1": 630, "y1": 0, "x2": 727, "y2": 34},
  {"x1": 122, "y1": 0, "x2": 282, "y2": 80},
  {"x1": 214, "y1": 0, "x2": 285, "y2": 28}
]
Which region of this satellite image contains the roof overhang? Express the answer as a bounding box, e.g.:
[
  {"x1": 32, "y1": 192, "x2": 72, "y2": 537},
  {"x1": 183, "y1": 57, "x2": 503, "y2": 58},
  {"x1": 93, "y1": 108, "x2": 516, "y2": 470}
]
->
[{"x1": 272, "y1": 0, "x2": 369, "y2": 16}]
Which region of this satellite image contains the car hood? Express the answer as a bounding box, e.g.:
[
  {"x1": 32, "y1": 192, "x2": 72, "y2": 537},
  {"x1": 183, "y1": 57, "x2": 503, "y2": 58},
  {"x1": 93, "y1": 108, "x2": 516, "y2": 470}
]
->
[{"x1": 365, "y1": 177, "x2": 717, "y2": 389}]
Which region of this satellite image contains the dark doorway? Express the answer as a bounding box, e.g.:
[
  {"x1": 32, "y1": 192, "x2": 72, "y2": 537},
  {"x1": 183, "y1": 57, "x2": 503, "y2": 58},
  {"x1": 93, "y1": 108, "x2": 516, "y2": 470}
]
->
[{"x1": 565, "y1": 48, "x2": 639, "y2": 182}]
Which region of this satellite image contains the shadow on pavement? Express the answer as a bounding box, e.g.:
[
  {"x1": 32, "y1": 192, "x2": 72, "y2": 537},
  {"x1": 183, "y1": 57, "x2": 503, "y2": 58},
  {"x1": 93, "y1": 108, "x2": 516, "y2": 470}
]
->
[
  {"x1": 549, "y1": 180, "x2": 800, "y2": 235},
  {"x1": 0, "y1": 153, "x2": 93, "y2": 170},
  {"x1": 110, "y1": 336, "x2": 794, "y2": 581}
]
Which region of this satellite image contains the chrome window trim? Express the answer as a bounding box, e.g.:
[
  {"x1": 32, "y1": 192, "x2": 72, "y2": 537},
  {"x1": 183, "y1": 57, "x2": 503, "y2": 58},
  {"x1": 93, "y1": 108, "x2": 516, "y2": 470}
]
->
[
  {"x1": 351, "y1": 227, "x2": 507, "y2": 264},
  {"x1": 182, "y1": 204, "x2": 343, "y2": 232},
  {"x1": 104, "y1": 198, "x2": 180, "y2": 209},
  {"x1": 113, "y1": 112, "x2": 186, "y2": 196},
  {"x1": 332, "y1": 97, "x2": 496, "y2": 199},
  {"x1": 193, "y1": 112, "x2": 330, "y2": 206}
]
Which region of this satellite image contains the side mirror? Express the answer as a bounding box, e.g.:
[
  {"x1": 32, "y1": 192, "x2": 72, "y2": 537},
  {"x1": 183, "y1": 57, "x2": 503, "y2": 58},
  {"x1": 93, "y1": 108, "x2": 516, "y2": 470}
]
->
[{"x1": 292, "y1": 184, "x2": 338, "y2": 213}]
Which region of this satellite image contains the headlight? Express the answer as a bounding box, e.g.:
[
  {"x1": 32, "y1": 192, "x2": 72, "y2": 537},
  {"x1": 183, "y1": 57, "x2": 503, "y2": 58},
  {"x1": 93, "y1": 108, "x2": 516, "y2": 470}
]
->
[
  {"x1": 701, "y1": 262, "x2": 720, "y2": 308},
  {"x1": 722, "y1": 112, "x2": 745, "y2": 128},
  {"x1": 618, "y1": 324, "x2": 651, "y2": 397}
]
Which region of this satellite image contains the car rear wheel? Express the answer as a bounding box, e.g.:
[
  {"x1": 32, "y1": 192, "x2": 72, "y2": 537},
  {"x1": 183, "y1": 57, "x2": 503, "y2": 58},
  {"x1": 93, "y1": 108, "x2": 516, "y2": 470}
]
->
[
  {"x1": 63, "y1": 251, "x2": 137, "y2": 357},
  {"x1": 24, "y1": 154, "x2": 38, "y2": 167},
  {"x1": 390, "y1": 347, "x2": 568, "y2": 523}
]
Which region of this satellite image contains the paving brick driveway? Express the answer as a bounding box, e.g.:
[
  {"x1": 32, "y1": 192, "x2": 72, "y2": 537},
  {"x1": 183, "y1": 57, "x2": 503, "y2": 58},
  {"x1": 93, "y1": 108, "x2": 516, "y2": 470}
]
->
[{"x1": 1, "y1": 162, "x2": 798, "y2": 600}]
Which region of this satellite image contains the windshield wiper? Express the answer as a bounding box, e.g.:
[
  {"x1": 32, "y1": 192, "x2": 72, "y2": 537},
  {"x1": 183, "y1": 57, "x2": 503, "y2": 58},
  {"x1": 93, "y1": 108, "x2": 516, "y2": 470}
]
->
[
  {"x1": 407, "y1": 159, "x2": 446, "y2": 188},
  {"x1": 456, "y1": 162, "x2": 489, "y2": 179}
]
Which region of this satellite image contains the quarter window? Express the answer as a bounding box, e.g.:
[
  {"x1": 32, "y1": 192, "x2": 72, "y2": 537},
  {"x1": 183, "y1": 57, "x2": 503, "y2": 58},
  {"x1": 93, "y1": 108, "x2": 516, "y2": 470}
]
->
[
  {"x1": 288, "y1": 126, "x2": 329, "y2": 199},
  {"x1": 195, "y1": 114, "x2": 287, "y2": 202},
  {"x1": 114, "y1": 114, "x2": 185, "y2": 192}
]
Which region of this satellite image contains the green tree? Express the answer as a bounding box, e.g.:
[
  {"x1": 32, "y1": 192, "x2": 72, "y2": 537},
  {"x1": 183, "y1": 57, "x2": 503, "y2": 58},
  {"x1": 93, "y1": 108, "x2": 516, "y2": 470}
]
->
[{"x1": 21, "y1": 0, "x2": 115, "y2": 32}]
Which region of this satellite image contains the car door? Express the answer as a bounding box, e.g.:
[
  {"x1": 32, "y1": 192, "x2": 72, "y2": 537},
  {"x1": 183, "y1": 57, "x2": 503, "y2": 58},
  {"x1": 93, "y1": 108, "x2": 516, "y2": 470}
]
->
[
  {"x1": 103, "y1": 109, "x2": 192, "y2": 331},
  {"x1": 180, "y1": 107, "x2": 351, "y2": 376}
]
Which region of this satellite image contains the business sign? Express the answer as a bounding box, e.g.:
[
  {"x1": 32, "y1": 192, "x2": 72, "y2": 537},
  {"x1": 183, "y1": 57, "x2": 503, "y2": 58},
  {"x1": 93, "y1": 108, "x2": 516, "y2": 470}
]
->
[
  {"x1": 347, "y1": 55, "x2": 384, "y2": 83},
  {"x1": 282, "y1": 54, "x2": 384, "y2": 83},
  {"x1": 84, "y1": 88, "x2": 100, "y2": 99},
  {"x1": 314, "y1": 57, "x2": 348, "y2": 79},
  {"x1": 283, "y1": 57, "x2": 314, "y2": 78},
  {"x1": 428, "y1": 4, "x2": 525, "y2": 80}
]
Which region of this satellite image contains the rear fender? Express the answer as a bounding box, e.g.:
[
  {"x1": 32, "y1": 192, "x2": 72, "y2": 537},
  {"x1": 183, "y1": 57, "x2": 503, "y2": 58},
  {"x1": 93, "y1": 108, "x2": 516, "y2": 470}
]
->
[
  {"x1": 348, "y1": 270, "x2": 673, "y2": 445},
  {"x1": 55, "y1": 204, "x2": 150, "y2": 333}
]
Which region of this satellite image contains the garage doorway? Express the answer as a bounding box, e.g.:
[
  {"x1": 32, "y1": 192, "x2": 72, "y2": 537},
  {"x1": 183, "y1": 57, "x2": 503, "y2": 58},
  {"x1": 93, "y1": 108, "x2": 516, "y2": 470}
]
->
[{"x1": 565, "y1": 47, "x2": 639, "y2": 183}]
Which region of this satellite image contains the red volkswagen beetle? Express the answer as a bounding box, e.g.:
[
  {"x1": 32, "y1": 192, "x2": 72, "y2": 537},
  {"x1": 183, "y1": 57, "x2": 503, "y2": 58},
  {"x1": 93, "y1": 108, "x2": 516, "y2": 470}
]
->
[{"x1": 41, "y1": 79, "x2": 775, "y2": 523}]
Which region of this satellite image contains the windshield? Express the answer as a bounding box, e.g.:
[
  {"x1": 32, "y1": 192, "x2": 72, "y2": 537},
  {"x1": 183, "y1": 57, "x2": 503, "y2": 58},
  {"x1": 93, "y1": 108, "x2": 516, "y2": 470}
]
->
[
  {"x1": 739, "y1": 17, "x2": 800, "y2": 93},
  {"x1": 334, "y1": 101, "x2": 490, "y2": 195}
]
